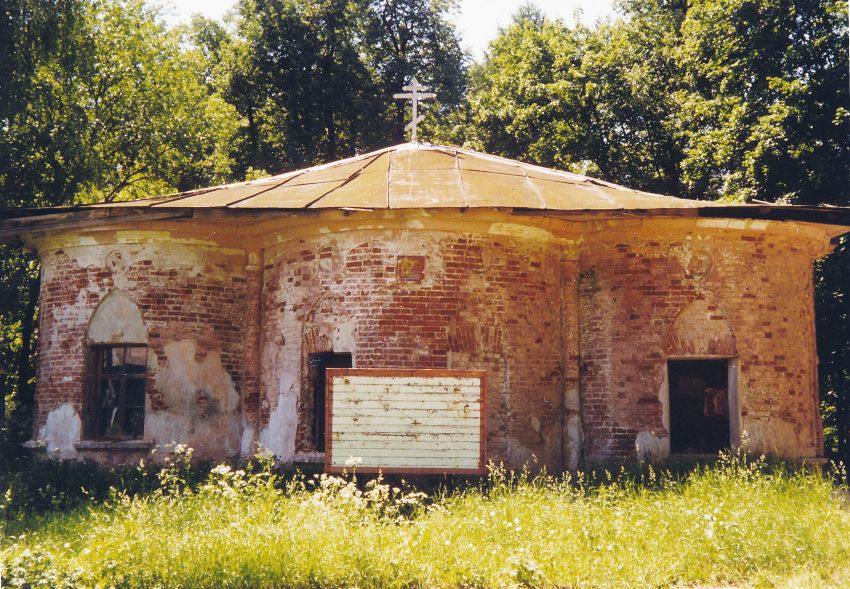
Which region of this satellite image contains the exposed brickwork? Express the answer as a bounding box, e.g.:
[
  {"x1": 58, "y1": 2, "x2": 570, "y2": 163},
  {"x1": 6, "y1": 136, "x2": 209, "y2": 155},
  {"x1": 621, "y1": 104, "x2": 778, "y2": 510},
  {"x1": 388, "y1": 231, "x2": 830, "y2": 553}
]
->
[
  {"x1": 259, "y1": 231, "x2": 568, "y2": 469},
  {"x1": 35, "y1": 240, "x2": 252, "y2": 459},
  {"x1": 579, "y1": 231, "x2": 822, "y2": 461},
  {"x1": 32, "y1": 216, "x2": 828, "y2": 468}
]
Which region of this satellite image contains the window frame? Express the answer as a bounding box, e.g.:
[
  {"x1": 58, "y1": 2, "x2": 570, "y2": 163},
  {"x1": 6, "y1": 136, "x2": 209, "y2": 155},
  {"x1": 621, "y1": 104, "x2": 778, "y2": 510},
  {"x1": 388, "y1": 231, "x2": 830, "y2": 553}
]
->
[{"x1": 84, "y1": 343, "x2": 148, "y2": 441}]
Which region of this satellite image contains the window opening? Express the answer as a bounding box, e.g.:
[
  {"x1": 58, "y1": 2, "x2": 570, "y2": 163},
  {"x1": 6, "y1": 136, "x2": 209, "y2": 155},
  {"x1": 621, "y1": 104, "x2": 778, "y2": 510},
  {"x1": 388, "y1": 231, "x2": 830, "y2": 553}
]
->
[
  {"x1": 308, "y1": 352, "x2": 352, "y2": 451},
  {"x1": 668, "y1": 359, "x2": 730, "y2": 453},
  {"x1": 85, "y1": 344, "x2": 147, "y2": 440}
]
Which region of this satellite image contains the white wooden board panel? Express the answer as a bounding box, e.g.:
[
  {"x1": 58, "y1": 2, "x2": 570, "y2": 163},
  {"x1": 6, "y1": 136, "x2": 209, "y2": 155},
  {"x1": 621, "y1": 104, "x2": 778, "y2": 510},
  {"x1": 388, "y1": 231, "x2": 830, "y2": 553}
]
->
[
  {"x1": 327, "y1": 369, "x2": 485, "y2": 473},
  {"x1": 336, "y1": 376, "x2": 480, "y2": 386}
]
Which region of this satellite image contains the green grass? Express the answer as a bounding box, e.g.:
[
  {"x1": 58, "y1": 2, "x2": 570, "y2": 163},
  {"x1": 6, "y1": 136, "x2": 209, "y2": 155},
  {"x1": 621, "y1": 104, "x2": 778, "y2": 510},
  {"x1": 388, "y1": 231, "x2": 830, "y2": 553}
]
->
[{"x1": 3, "y1": 451, "x2": 850, "y2": 588}]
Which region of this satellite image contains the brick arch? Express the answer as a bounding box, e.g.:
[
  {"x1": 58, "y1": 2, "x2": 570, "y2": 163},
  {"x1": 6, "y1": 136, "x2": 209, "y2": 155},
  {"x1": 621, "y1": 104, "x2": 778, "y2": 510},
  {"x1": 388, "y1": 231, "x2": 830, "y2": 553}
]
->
[{"x1": 665, "y1": 297, "x2": 736, "y2": 357}]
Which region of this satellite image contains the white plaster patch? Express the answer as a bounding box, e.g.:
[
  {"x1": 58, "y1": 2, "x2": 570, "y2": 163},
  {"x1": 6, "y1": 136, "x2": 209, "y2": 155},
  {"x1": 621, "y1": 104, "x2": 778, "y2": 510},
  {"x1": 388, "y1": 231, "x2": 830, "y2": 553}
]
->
[
  {"x1": 38, "y1": 403, "x2": 81, "y2": 459},
  {"x1": 147, "y1": 340, "x2": 242, "y2": 459},
  {"x1": 259, "y1": 371, "x2": 298, "y2": 459},
  {"x1": 635, "y1": 431, "x2": 669, "y2": 461},
  {"x1": 489, "y1": 222, "x2": 553, "y2": 241},
  {"x1": 332, "y1": 321, "x2": 356, "y2": 355},
  {"x1": 695, "y1": 219, "x2": 760, "y2": 231},
  {"x1": 87, "y1": 290, "x2": 147, "y2": 343},
  {"x1": 240, "y1": 423, "x2": 257, "y2": 457}
]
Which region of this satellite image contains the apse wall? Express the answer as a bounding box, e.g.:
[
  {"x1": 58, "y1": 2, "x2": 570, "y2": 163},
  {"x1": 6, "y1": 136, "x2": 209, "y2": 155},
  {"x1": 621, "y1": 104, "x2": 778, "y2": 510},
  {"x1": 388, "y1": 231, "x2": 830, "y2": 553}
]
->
[
  {"x1": 34, "y1": 233, "x2": 251, "y2": 461},
  {"x1": 255, "y1": 228, "x2": 580, "y2": 471},
  {"x1": 578, "y1": 223, "x2": 823, "y2": 461}
]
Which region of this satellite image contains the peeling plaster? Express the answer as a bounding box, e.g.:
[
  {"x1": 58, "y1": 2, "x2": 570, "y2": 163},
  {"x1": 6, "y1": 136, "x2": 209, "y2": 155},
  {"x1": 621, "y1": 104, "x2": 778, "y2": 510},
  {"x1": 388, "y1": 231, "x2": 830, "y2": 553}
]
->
[
  {"x1": 148, "y1": 340, "x2": 241, "y2": 459},
  {"x1": 259, "y1": 371, "x2": 298, "y2": 459},
  {"x1": 635, "y1": 430, "x2": 669, "y2": 461},
  {"x1": 88, "y1": 290, "x2": 147, "y2": 343},
  {"x1": 489, "y1": 222, "x2": 553, "y2": 241},
  {"x1": 38, "y1": 403, "x2": 81, "y2": 459},
  {"x1": 41, "y1": 241, "x2": 243, "y2": 284}
]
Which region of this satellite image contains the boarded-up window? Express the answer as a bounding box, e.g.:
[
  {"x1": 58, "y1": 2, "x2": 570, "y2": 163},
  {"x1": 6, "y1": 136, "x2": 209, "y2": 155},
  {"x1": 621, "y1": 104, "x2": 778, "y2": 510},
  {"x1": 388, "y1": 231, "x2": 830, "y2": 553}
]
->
[{"x1": 325, "y1": 369, "x2": 486, "y2": 474}]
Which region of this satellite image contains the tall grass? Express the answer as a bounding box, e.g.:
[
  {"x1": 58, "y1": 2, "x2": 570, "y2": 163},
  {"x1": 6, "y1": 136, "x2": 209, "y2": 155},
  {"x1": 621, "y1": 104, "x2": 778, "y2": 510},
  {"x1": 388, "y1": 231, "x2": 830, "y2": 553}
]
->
[{"x1": 3, "y1": 450, "x2": 850, "y2": 588}]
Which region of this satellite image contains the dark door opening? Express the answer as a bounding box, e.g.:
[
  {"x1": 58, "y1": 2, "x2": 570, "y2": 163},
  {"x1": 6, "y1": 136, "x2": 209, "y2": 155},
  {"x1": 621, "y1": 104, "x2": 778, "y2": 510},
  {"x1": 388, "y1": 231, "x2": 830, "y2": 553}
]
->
[
  {"x1": 308, "y1": 352, "x2": 352, "y2": 452},
  {"x1": 668, "y1": 359, "x2": 730, "y2": 454}
]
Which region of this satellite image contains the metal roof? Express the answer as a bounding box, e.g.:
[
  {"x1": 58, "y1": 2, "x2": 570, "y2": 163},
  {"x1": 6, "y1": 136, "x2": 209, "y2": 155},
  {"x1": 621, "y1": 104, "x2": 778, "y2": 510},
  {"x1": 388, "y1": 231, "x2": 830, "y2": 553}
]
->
[
  {"x1": 85, "y1": 143, "x2": 720, "y2": 211},
  {"x1": 3, "y1": 143, "x2": 850, "y2": 243}
]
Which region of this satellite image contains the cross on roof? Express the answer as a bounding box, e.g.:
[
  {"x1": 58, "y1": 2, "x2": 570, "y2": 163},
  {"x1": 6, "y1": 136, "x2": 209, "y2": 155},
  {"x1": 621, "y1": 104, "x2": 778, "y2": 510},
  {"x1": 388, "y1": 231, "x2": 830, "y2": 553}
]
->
[{"x1": 393, "y1": 78, "x2": 436, "y2": 143}]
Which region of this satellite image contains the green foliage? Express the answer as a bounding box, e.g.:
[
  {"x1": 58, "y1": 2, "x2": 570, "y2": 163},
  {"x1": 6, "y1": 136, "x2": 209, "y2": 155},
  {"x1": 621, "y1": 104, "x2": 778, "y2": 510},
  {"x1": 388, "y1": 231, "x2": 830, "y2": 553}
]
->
[
  {"x1": 442, "y1": 0, "x2": 849, "y2": 202},
  {"x1": 437, "y1": 4, "x2": 689, "y2": 194},
  {"x1": 222, "y1": 0, "x2": 466, "y2": 172},
  {"x1": 676, "y1": 0, "x2": 849, "y2": 203},
  {"x1": 3, "y1": 453, "x2": 850, "y2": 588}
]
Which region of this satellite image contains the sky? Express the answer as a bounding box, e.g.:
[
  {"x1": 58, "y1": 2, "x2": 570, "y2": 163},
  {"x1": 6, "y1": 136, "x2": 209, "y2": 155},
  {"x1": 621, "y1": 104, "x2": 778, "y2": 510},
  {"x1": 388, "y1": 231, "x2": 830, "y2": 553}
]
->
[{"x1": 160, "y1": 0, "x2": 619, "y2": 60}]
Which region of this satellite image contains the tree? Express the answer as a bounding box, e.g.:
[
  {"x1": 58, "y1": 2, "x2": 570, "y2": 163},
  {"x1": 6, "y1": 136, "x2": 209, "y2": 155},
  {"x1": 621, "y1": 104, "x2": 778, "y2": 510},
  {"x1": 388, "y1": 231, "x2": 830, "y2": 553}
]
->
[
  {"x1": 231, "y1": 0, "x2": 379, "y2": 169},
  {"x1": 438, "y1": 4, "x2": 687, "y2": 194},
  {"x1": 0, "y1": 0, "x2": 242, "y2": 452},
  {"x1": 360, "y1": 0, "x2": 467, "y2": 143},
  {"x1": 675, "y1": 0, "x2": 849, "y2": 204},
  {"x1": 226, "y1": 0, "x2": 467, "y2": 172},
  {"x1": 0, "y1": 0, "x2": 91, "y2": 456}
]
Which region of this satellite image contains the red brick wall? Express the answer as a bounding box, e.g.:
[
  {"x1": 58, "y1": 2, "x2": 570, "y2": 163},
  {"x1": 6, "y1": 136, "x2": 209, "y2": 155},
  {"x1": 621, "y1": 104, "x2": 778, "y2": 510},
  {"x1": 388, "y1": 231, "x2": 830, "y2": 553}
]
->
[
  {"x1": 35, "y1": 240, "x2": 252, "y2": 458},
  {"x1": 33, "y1": 217, "x2": 826, "y2": 467},
  {"x1": 579, "y1": 230, "x2": 822, "y2": 461},
  {"x1": 259, "y1": 230, "x2": 571, "y2": 469}
]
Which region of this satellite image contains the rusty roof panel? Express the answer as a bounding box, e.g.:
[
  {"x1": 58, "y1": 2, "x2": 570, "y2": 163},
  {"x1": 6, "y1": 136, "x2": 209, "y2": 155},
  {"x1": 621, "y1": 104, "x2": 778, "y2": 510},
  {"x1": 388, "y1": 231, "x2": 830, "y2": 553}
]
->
[
  {"x1": 152, "y1": 184, "x2": 281, "y2": 207},
  {"x1": 457, "y1": 154, "x2": 525, "y2": 177},
  {"x1": 528, "y1": 178, "x2": 620, "y2": 210},
  {"x1": 286, "y1": 155, "x2": 379, "y2": 186},
  {"x1": 390, "y1": 169, "x2": 466, "y2": 207},
  {"x1": 229, "y1": 181, "x2": 344, "y2": 208},
  {"x1": 10, "y1": 144, "x2": 794, "y2": 215},
  {"x1": 461, "y1": 170, "x2": 544, "y2": 208},
  {"x1": 310, "y1": 170, "x2": 388, "y2": 208},
  {"x1": 391, "y1": 148, "x2": 457, "y2": 171}
]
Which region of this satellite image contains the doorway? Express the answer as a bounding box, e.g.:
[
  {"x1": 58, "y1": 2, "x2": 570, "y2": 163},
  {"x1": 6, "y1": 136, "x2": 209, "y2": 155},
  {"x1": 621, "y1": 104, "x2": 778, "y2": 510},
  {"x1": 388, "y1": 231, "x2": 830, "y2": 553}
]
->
[
  {"x1": 308, "y1": 352, "x2": 352, "y2": 452},
  {"x1": 668, "y1": 359, "x2": 730, "y2": 453}
]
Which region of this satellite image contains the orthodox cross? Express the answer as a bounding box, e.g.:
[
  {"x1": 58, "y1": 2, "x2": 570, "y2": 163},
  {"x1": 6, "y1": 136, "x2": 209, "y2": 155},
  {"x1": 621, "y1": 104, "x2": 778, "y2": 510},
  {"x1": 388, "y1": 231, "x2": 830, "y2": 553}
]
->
[{"x1": 393, "y1": 78, "x2": 436, "y2": 143}]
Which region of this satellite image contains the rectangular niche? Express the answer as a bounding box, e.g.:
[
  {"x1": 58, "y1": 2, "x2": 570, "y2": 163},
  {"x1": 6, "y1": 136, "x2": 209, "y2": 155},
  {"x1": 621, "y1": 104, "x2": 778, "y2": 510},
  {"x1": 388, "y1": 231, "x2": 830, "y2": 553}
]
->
[{"x1": 325, "y1": 369, "x2": 486, "y2": 474}]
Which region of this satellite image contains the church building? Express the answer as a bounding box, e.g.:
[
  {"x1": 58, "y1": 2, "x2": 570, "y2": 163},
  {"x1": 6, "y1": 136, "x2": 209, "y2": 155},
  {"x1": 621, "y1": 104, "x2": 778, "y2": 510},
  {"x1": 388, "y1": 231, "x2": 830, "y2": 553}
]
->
[{"x1": 3, "y1": 142, "x2": 848, "y2": 471}]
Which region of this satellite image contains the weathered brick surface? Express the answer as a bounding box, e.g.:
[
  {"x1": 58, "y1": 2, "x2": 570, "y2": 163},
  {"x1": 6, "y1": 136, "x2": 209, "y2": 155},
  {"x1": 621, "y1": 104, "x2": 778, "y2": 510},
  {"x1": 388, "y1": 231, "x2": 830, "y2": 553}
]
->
[
  {"x1": 579, "y1": 229, "x2": 822, "y2": 460},
  {"x1": 259, "y1": 230, "x2": 570, "y2": 469},
  {"x1": 31, "y1": 215, "x2": 828, "y2": 467},
  {"x1": 35, "y1": 240, "x2": 252, "y2": 459}
]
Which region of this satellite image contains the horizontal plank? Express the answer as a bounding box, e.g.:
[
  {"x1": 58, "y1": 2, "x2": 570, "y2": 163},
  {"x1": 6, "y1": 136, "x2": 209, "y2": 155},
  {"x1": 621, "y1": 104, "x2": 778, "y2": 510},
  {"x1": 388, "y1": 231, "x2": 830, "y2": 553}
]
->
[
  {"x1": 332, "y1": 432, "x2": 480, "y2": 444},
  {"x1": 332, "y1": 415, "x2": 480, "y2": 427},
  {"x1": 332, "y1": 384, "x2": 481, "y2": 396},
  {"x1": 331, "y1": 427, "x2": 481, "y2": 441},
  {"x1": 329, "y1": 455, "x2": 480, "y2": 469},
  {"x1": 330, "y1": 453, "x2": 480, "y2": 464},
  {"x1": 331, "y1": 424, "x2": 479, "y2": 435},
  {"x1": 332, "y1": 376, "x2": 481, "y2": 387},
  {"x1": 334, "y1": 398, "x2": 480, "y2": 410},
  {"x1": 333, "y1": 391, "x2": 481, "y2": 406},
  {"x1": 333, "y1": 408, "x2": 480, "y2": 419},
  {"x1": 332, "y1": 442, "x2": 480, "y2": 453}
]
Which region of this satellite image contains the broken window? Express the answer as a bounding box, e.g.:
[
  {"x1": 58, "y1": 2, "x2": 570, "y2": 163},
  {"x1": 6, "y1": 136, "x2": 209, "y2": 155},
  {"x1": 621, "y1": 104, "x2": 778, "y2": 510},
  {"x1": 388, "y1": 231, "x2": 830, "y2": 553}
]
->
[
  {"x1": 307, "y1": 352, "x2": 352, "y2": 451},
  {"x1": 668, "y1": 359, "x2": 730, "y2": 453},
  {"x1": 84, "y1": 344, "x2": 147, "y2": 440}
]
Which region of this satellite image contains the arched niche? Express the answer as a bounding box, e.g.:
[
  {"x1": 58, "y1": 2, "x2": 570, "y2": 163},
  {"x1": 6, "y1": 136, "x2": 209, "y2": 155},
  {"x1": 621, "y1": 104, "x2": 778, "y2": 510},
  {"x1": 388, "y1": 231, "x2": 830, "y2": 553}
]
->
[
  {"x1": 662, "y1": 297, "x2": 741, "y2": 453},
  {"x1": 87, "y1": 290, "x2": 147, "y2": 344},
  {"x1": 665, "y1": 297, "x2": 736, "y2": 357}
]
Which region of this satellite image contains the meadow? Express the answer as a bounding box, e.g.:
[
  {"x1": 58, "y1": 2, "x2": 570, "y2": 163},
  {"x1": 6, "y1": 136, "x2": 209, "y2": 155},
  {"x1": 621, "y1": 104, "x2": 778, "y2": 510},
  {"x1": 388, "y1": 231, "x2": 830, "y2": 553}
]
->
[{"x1": 3, "y1": 448, "x2": 850, "y2": 588}]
